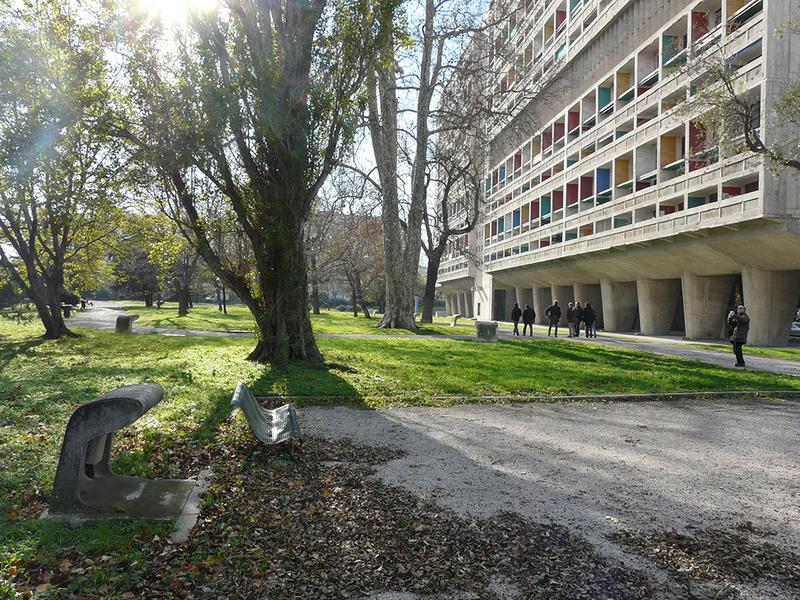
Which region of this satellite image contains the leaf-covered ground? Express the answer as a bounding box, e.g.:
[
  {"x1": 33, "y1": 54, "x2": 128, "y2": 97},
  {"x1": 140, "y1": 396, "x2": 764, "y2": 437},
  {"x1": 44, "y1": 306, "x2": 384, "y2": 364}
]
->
[
  {"x1": 5, "y1": 420, "x2": 654, "y2": 599},
  {"x1": 613, "y1": 527, "x2": 800, "y2": 599}
]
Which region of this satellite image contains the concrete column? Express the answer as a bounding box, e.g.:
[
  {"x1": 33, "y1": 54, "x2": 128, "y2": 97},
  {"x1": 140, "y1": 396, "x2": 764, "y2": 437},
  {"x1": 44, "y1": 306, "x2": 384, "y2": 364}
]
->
[
  {"x1": 515, "y1": 286, "x2": 524, "y2": 310},
  {"x1": 456, "y1": 293, "x2": 464, "y2": 316},
  {"x1": 637, "y1": 278, "x2": 682, "y2": 336},
  {"x1": 533, "y1": 286, "x2": 552, "y2": 325},
  {"x1": 465, "y1": 292, "x2": 474, "y2": 318},
  {"x1": 600, "y1": 279, "x2": 638, "y2": 332},
  {"x1": 551, "y1": 285, "x2": 573, "y2": 325},
  {"x1": 573, "y1": 283, "x2": 603, "y2": 327},
  {"x1": 681, "y1": 272, "x2": 736, "y2": 340},
  {"x1": 461, "y1": 292, "x2": 470, "y2": 318},
  {"x1": 742, "y1": 267, "x2": 800, "y2": 347}
]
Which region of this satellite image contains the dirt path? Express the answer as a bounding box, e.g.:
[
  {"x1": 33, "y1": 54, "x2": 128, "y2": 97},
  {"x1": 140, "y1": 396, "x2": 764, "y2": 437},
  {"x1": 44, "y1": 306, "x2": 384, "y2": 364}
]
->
[{"x1": 304, "y1": 398, "x2": 800, "y2": 599}]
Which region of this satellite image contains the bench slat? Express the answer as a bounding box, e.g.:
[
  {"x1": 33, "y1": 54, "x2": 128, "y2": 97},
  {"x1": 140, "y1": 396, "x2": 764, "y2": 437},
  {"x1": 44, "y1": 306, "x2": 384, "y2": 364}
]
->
[{"x1": 231, "y1": 382, "x2": 301, "y2": 444}]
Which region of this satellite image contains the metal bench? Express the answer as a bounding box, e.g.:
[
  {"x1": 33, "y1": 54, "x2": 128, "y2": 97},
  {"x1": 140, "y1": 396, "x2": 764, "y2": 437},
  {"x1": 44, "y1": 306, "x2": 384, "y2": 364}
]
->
[
  {"x1": 49, "y1": 384, "x2": 197, "y2": 523},
  {"x1": 231, "y1": 382, "x2": 301, "y2": 445}
]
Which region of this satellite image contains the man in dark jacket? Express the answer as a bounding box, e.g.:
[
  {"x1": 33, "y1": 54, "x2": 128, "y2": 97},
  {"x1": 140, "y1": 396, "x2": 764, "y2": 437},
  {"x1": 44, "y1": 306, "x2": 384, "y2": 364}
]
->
[
  {"x1": 728, "y1": 305, "x2": 750, "y2": 367},
  {"x1": 545, "y1": 301, "x2": 561, "y2": 337},
  {"x1": 583, "y1": 302, "x2": 597, "y2": 338},
  {"x1": 565, "y1": 302, "x2": 576, "y2": 337},
  {"x1": 522, "y1": 304, "x2": 536, "y2": 336},
  {"x1": 574, "y1": 302, "x2": 584, "y2": 338},
  {"x1": 511, "y1": 302, "x2": 522, "y2": 336}
]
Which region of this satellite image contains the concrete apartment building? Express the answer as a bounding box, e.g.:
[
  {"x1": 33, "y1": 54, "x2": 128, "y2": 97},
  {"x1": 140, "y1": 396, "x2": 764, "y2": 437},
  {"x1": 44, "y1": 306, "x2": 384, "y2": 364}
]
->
[{"x1": 438, "y1": 0, "x2": 800, "y2": 345}]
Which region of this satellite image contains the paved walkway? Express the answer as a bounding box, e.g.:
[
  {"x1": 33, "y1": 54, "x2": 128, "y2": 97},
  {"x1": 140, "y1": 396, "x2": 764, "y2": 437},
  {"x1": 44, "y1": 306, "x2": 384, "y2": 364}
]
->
[{"x1": 68, "y1": 302, "x2": 799, "y2": 377}]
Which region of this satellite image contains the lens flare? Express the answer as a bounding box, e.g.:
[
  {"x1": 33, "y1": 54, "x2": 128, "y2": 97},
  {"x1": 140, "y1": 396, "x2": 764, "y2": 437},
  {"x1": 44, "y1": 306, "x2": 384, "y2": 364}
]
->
[{"x1": 135, "y1": 0, "x2": 217, "y2": 24}]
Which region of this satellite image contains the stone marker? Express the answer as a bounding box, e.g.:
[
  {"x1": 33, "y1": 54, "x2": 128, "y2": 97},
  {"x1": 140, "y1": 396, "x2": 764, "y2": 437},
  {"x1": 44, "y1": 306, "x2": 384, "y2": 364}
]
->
[
  {"x1": 48, "y1": 384, "x2": 197, "y2": 525},
  {"x1": 450, "y1": 313, "x2": 462, "y2": 326},
  {"x1": 476, "y1": 321, "x2": 498, "y2": 341},
  {"x1": 115, "y1": 314, "x2": 139, "y2": 333}
]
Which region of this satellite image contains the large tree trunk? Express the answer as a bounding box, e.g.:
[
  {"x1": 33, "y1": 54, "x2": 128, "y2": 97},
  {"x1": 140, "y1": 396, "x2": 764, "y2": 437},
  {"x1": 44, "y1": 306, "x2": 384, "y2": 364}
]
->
[
  {"x1": 221, "y1": 285, "x2": 227, "y2": 315},
  {"x1": 176, "y1": 279, "x2": 189, "y2": 316},
  {"x1": 145, "y1": 291, "x2": 153, "y2": 307},
  {"x1": 247, "y1": 216, "x2": 323, "y2": 367},
  {"x1": 44, "y1": 271, "x2": 73, "y2": 338},
  {"x1": 31, "y1": 295, "x2": 64, "y2": 340},
  {"x1": 420, "y1": 252, "x2": 442, "y2": 324},
  {"x1": 216, "y1": 287, "x2": 223, "y2": 311}
]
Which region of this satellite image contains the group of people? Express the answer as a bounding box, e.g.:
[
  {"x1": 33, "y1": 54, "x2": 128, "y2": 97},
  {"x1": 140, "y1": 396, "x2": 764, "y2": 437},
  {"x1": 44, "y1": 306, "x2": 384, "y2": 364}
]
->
[
  {"x1": 510, "y1": 299, "x2": 599, "y2": 338},
  {"x1": 510, "y1": 298, "x2": 754, "y2": 368}
]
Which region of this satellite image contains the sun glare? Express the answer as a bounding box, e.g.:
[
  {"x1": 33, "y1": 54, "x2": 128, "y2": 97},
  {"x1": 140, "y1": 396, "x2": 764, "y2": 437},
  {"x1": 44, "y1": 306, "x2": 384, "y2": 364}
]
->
[{"x1": 135, "y1": 0, "x2": 217, "y2": 24}]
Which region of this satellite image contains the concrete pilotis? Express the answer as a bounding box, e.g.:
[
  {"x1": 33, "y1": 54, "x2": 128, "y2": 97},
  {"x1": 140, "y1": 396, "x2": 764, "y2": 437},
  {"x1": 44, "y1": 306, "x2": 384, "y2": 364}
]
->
[
  {"x1": 637, "y1": 278, "x2": 682, "y2": 336},
  {"x1": 456, "y1": 293, "x2": 464, "y2": 317},
  {"x1": 681, "y1": 273, "x2": 736, "y2": 340},
  {"x1": 600, "y1": 279, "x2": 638, "y2": 332},
  {"x1": 533, "y1": 286, "x2": 552, "y2": 325},
  {"x1": 574, "y1": 283, "x2": 603, "y2": 327},
  {"x1": 742, "y1": 267, "x2": 800, "y2": 346}
]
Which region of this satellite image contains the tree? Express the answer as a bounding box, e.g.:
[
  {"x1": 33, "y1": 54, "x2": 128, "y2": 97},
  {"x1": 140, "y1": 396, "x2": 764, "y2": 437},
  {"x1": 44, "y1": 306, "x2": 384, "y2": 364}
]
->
[
  {"x1": 420, "y1": 143, "x2": 482, "y2": 323},
  {"x1": 684, "y1": 19, "x2": 800, "y2": 173},
  {"x1": 115, "y1": 0, "x2": 399, "y2": 367},
  {"x1": 0, "y1": 0, "x2": 121, "y2": 339},
  {"x1": 365, "y1": 0, "x2": 549, "y2": 329}
]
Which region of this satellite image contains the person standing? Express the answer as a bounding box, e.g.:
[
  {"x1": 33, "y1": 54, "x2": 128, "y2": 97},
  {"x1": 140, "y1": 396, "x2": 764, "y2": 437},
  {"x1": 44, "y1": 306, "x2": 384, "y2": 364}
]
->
[
  {"x1": 546, "y1": 300, "x2": 561, "y2": 337},
  {"x1": 565, "y1": 302, "x2": 576, "y2": 337},
  {"x1": 728, "y1": 305, "x2": 750, "y2": 367},
  {"x1": 574, "y1": 302, "x2": 584, "y2": 338},
  {"x1": 522, "y1": 304, "x2": 536, "y2": 336},
  {"x1": 511, "y1": 302, "x2": 523, "y2": 336},
  {"x1": 583, "y1": 302, "x2": 597, "y2": 338}
]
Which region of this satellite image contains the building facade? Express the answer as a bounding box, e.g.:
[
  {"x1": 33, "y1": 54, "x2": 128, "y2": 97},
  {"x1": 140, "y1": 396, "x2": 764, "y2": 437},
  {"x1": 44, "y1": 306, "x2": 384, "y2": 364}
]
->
[{"x1": 439, "y1": 0, "x2": 800, "y2": 345}]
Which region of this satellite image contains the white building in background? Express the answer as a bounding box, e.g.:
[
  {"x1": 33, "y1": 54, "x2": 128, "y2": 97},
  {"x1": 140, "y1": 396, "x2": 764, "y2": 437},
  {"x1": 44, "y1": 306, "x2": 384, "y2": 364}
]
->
[{"x1": 438, "y1": 0, "x2": 800, "y2": 346}]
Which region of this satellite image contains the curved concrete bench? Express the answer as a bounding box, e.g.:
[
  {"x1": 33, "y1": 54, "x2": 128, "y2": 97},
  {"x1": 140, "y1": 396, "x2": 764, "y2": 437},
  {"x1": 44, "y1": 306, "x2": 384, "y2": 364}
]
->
[
  {"x1": 49, "y1": 384, "x2": 196, "y2": 523},
  {"x1": 450, "y1": 314, "x2": 462, "y2": 326},
  {"x1": 476, "y1": 321, "x2": 498, "y2": 342},
  {"x1": 115, "y1": 314, "x2": 140, "y2": 333}
]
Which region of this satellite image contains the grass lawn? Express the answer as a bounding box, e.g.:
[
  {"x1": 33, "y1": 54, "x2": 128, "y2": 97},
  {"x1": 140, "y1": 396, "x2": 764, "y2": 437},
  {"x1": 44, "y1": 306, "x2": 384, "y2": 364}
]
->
[
  {"x1": 688, "y1": 342, "x2": 800, "y2": 362},
  {"x1": 1, "y1": 317, "x2": 798, "y2": 597},
  {"x1": 119, "y1": 303, "x2": 458, "y2": 336}
]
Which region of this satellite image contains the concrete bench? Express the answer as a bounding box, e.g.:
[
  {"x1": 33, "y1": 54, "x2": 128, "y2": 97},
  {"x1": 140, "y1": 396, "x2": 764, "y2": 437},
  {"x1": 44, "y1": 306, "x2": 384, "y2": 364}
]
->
[
  {"x1": 49, "y1": 384, "x2": 196, "y2": 523},
  {"x1": 115, "y1": 314, "x2": 139, "y2": 333},
  {"x1": 476, "y1": 321, "x2": 498, "y2": 342},
  {"x1": 450, "y1": 314, "x2": 462, "y2": 326},
  {"x1": 231, "y1": 382, "x2": 301, "y2": 445}
]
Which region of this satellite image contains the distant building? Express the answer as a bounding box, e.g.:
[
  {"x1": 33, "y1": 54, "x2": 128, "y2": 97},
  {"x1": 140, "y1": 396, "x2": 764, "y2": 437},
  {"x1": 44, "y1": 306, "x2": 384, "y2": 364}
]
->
[{"x1": 438, "y1": 0, "x2": 800, "y2": 345}]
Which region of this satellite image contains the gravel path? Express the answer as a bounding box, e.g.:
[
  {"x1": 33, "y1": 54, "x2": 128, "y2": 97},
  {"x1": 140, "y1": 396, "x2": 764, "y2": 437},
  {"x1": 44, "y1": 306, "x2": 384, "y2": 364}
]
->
[{"x1": 303, "y1": 398, "x2": 800, "y2": 599}]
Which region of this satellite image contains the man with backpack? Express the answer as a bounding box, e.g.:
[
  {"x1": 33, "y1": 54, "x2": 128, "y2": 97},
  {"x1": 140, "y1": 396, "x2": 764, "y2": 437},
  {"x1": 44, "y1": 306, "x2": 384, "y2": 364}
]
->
[
  {"x1": 545, "y1": 301, "x2": 561, "y2": 337},
  {"x1": 511, "y1": 302, "x2": 523, "y2": 336},
  {"x1": 522, "y1": 304, "x2": 536, "y2": 336}
]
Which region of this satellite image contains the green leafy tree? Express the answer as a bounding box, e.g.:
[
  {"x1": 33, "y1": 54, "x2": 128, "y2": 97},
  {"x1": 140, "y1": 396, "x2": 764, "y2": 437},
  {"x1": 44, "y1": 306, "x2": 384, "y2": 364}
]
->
[
  {"x1": 114, "y1": 0, "x2": 400, "y2": 366},
  {"x1": 0, "y1": 0, "x2": 121, "y2": 338}
]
